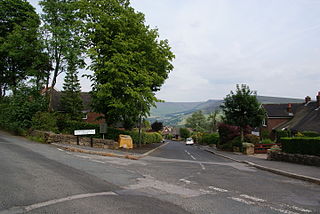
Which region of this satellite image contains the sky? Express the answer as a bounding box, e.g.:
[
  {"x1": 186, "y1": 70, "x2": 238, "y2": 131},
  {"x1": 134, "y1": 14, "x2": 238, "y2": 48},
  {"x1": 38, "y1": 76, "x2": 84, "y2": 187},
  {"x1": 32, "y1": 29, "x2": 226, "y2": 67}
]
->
[{"x1": 28, "y1": 0, "x2": 320, "y2": 102}]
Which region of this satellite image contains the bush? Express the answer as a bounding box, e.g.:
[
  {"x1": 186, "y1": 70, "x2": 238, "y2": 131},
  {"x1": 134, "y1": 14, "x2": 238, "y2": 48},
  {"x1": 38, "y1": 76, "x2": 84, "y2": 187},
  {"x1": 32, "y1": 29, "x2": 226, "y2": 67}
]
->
[
  {"x1": 244, "y1": 134, "x2": 260, "y2": 144},
  {"x1": 280, "y1": 137, "x2": 320, "y2": 156},
  {"x1": 301, "y1": 131, "x2": 320, "y2": 137},
  {"x1": 32, "y1": 112, "x2": 58, "y2": 133},
  {"x1": 199, "y1": 133, "x2": 219, "y2": 145},
  {"x1": 218, "y1": 123, "x2": 251, "y2": 145},
  {"x1": 261, "y1": 139, "x2": 273, "y2": 144},
  {"x1": 128, "y1": 131, "x2": 162, "y2": 144},
  {"x1": 275, "y1": 130, "x2": 290, "y2": 142},
  {"x1": 261, "y1": 130, "x2": 270, "y2": 139}
]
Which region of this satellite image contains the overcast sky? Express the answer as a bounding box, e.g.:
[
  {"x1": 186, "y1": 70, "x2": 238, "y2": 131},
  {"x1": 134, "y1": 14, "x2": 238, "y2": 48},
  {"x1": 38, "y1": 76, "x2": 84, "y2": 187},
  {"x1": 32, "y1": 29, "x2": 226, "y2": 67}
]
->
[{"x1": 28, "y1": 0, "x2": 320, "y2": 102}]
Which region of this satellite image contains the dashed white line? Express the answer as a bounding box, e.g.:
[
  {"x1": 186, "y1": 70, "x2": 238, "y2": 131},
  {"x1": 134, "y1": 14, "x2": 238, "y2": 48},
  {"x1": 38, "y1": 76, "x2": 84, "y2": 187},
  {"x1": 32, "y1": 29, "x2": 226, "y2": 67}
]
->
[
  {"x1": 270, "y1": 207, "x2": 300, "y2": 214},
  {"x1": 229, "y1": 197, "x2": 255, "y2": 205},
  {"x1": 91, "y1": 160, "x2": 105, "y2": 164},
  {"x1": 57, "y1": 148, "x2": 64, "y2": 152},
  {"x1": 208, "y1": 186, "x2": 229, "y2": 192},
  {"x1": 179, "y1": 179, "x2": 191, "y2": 184},
  {"x1": 240, "y1": 194, "x2": 266, "y2": 202},
  {"x1": 284, "y1": 205, "x2": 312, "y2": 213},
  {"x1": 199, "y1": 163, "x2": 206, "y2": 170},
  {"x1": 190, "y1": 155, "x2": 196, "y2": 160}
]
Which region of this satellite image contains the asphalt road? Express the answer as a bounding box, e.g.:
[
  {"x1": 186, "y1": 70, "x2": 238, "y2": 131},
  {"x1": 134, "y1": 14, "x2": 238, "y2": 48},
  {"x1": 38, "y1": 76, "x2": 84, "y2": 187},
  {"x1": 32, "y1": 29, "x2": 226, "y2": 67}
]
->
[{"x1": 0, "y1": 133, "x2": 319, "y2": 214}]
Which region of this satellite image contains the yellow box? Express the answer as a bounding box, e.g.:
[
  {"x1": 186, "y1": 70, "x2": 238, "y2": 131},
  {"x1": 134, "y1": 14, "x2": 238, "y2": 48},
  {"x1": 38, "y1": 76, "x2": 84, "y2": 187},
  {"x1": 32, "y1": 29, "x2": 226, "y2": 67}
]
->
[{"x1": 118, "y1": 134, "x2": 133, "y2": 149}]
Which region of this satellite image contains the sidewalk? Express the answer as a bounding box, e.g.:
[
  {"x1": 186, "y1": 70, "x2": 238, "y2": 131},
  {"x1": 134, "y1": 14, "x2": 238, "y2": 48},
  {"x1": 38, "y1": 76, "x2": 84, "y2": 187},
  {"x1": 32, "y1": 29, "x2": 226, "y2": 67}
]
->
[
  {"x1": 52, "y1": 142, "x2": 168, "y2": 160},
  {"x1": 203, "y1": 146, "x2": 320, "y2": 185}
]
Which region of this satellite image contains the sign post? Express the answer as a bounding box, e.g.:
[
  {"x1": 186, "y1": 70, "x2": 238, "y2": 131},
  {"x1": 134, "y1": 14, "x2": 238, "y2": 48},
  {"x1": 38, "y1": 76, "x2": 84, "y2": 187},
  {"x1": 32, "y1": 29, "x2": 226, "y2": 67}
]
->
[
  {"x1": 99, "y1": 123, "x2": 107, "y2": 139},
  {"x1": 74, "y1": 129, "x2": 96, "y2": 147}
]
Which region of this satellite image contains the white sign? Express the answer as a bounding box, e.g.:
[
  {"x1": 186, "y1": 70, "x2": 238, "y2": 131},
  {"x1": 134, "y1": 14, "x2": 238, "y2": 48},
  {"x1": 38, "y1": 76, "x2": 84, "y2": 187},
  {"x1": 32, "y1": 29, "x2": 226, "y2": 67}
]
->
[{"x1": 74, "y1": 129, "x2": 96, "y2": 136}]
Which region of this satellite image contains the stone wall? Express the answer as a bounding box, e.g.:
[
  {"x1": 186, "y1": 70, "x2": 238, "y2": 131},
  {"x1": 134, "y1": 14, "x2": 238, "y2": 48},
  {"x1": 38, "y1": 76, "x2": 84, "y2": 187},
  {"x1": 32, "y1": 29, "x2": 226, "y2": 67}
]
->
[
  {"x1": 267, "y1": 151, "x2": 320, "y2": 167},
  {"x1": 30, "y1": 130, "x2": 118, "y2": 149}
]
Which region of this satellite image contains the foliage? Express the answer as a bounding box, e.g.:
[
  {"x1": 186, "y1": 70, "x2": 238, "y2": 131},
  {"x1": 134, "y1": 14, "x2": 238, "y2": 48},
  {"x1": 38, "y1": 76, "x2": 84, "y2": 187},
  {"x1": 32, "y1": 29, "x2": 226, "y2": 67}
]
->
[
  {"x1": 60, "y1": 69, "x2": 83, "y2": 120},
  {"x1": 275, "y1": 130, "x2": 290, "y2": 142},
  {"x1": 185, "y1": 111, "x2": 208, "y2": 132},
  {"x1": 151, "y1": 121, "x2": 164, "y2": 132},
  {"x1": 0, "y1": 0, "x2": 49, "y2": 95},
  {"x1": 80, "y1": 0, "x2": 174, "y2": 126},
  {"x1": 301, "y1": 131, "x2": 320, "y2": 137},
  {"x1": 31, "y1": 112, "x2": 58, "y2": 133},
  {"x1": 221, "y1": 84, "x2": 265, "y2": 141},
  {"x1": 280, "y1": 137, "x2": 320, "y2": 156},
  {"x1": 180, "y1": 128, "x2": 191, "y2": 139},
  {"x1": 165, "y1": 133, "x2": 173, "y2": 140},
  {"x1": 242, "y1": 142, "x2": 254, "y2": 148},
  {"x1": 218, "y1": 123, "x2": 240, "y2": 145},
  {"x1": 0, "y1": 86, "x2": 47, "y2": 133},
  {"x1": 198, "y1": 133, "x2": 219, "y2": 145},
  {"x1": 40, "y1": 0, "x2": 85, "y2": 109},
  {"x1": 261, "y1": 138, "x2": 273, "y2": 144},
  {"x1": 207, "y1": 110, "x2": 220, "y2": 133},
  {"x1": 261, "y1": 130, "x2": 270, "y2": 139},
  {"x1": 27, "y1": 135, "x2": 46, "y2": 144},
  {"x1": 244, "y1": 134, "x2": 260, "y2": 144}
]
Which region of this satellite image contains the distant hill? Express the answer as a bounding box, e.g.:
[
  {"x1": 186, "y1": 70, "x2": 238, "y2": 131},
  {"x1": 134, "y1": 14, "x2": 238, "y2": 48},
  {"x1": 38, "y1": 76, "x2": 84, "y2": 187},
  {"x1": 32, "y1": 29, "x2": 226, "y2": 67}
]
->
[{"x1": 148, "y1": 96, "x2": 303, "y2": 126}]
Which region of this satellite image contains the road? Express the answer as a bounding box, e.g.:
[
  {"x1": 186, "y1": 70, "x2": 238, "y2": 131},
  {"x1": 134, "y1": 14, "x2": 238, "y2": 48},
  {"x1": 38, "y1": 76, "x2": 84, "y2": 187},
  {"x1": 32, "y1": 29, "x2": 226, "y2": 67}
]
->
[{"x1": 0, "y1": 132, "x2": 319, "y2": 214}]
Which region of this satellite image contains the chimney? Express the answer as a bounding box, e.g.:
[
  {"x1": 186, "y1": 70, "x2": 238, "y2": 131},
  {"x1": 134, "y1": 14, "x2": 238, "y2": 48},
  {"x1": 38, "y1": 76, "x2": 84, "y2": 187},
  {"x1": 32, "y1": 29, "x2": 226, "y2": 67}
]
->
[
  {"x1": 287, "y1": 103, "x2": 293, "y2": 115},
  {"x1": 305, "y1": 96, "x2": 311, "y2": 104},
  {"x1": 317, "y1": 92, "x2": 320, "y2": 107}
]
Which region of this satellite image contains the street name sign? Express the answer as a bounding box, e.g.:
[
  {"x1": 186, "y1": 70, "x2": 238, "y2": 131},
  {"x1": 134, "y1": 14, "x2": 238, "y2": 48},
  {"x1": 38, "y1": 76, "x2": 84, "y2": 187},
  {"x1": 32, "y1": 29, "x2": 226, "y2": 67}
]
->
[{"x1": 74, "y1": 129, "x2": 96, "y2": 136}]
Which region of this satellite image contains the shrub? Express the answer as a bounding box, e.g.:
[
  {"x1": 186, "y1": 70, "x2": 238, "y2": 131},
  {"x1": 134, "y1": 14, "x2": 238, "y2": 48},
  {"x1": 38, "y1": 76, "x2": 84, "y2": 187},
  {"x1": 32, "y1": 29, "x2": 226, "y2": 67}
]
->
[
  {"x1": 129, "y1": 131, "x2": 162, "y2": 144},
  {"x1": 244, "y1": 134, "x2": 260, "y2": 144},
  {"x1": 261, "y1": 139, "x2": 273, "y2": 144},
  {"x1": 261, "y1": 130, "x2": 270, "y2": 139},
  {"x1": 199, "y1": 133, "x2": 219, "y2": 145},
  {"x1": 301, "y1": 131, "x2": 320, "y2": 137},
  {"x1": 280, "y1": 137, "x2": 320, "y2": 156},
  {"x1": 31, "y1": 112, "x2": 58, "y2": 133},
  {"x1": 275, "y1": 130, "x2": 290, "y2": 142},
  {"x1": 218, "y1": 123, "x2": 251, "y2": 145}
]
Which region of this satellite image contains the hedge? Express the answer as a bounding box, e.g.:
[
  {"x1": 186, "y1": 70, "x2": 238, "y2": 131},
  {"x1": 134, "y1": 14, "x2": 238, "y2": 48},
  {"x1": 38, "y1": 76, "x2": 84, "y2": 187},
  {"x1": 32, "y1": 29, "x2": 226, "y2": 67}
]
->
[
  {"x1": 301, "y1": 131, "x2": 320, "y2": 137},
  {"x1": 280, "y1": 137, "x2": 320, "y2": 156},
  {"x1": 199, "y1": 133, "x2": 219, "y2": 145}
]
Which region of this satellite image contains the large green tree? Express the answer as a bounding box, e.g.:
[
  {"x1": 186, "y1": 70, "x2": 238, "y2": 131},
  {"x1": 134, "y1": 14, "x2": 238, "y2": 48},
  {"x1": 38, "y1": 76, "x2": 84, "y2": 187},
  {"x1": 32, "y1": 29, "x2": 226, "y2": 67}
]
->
[
  {"x1": 40, "y1": 0, "x2": 85, "y2": 110},
  {"x1": 0, "y1": 0, "x2": 48, "y2": 95},
  {"x1": 221, "y1": 84, "x2": 265, "y2": 141},
  {"x1": 80, "y1": 0, "x2": 174, "y2": 127},
  {"x1": 185, "y1": 111, "x2": 208, "y2": 132}
]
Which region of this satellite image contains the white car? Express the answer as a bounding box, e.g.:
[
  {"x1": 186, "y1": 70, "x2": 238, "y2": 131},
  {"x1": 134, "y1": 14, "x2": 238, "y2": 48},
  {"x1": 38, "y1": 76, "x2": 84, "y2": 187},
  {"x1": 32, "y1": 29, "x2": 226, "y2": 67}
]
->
[{"x1": 185, "y1": 138, "x2": 194, "y2": 145}]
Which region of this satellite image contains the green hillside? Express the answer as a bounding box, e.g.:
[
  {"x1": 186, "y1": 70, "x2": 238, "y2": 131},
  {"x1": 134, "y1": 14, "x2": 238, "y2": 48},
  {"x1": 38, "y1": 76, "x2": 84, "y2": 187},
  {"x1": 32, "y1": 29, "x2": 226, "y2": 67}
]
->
[{"x1": 149, "y1": 96, "x2": 303, "y2": 126}]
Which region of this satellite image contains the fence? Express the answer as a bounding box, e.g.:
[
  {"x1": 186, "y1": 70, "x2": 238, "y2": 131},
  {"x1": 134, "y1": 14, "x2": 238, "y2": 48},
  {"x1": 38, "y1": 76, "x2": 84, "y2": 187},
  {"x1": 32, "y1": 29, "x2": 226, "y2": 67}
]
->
[{"x1": 254, "y1": 143, "x2": 281, "y2": 154}]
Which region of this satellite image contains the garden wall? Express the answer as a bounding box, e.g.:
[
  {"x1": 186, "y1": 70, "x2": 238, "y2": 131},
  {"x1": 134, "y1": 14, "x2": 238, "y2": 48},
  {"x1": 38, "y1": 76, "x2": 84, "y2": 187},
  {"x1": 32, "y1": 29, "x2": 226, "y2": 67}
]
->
[
  {"x1": 31, "y1": 130, "x2": 118, "y2": 149},
  {"x1": 267, "y1": 151, "x2": 320, "y2": 167}
]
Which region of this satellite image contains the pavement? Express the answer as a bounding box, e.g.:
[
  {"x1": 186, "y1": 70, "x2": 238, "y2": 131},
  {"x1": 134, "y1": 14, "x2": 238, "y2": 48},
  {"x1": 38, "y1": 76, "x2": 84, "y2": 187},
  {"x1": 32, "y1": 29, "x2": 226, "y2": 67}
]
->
[
  {"x1": 201, "y1": 145, "x2": 320, "y2": 185},
  {"x1": 52, "y1": 141, "x2": 320, "y2": 185}
]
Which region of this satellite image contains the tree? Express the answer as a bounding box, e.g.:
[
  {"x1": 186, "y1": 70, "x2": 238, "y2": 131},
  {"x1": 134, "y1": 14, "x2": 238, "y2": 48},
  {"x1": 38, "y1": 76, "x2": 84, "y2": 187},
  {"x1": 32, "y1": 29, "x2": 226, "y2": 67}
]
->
[
  {"x1": 60, "y1": 69, "x2": 83, "y2": 120},
  {"x1": 221, "y1": 84, "x2": 265, "y2": 142},
  {"x1": 40, "y1": 0, "x2": 85, "y2": 110},
  {"x1": 185, "y1": 111, "x2": 208, "y2": 132},
  {"x1": 151, "y1": 121, "x2": 163, "y2": 132},
  {"x1": 80, "y1": 0, "x2": 175, "y2": 127},
  {"x1": 208, "y1": 110, "x2": 220, "y2": 133},
  {"x1": 180, "y1": 128, "x2": 191, "y2": 139},
  {"x1": 0, "y1": 0, "x2": 48, "y2": 95}
]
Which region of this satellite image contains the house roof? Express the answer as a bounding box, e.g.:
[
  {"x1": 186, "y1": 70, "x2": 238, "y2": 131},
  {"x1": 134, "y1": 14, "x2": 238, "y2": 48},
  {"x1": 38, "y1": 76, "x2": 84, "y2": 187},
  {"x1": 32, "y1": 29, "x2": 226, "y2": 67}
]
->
[
  {"x1": 51, "y1": 89, "x2": 92, "y2": 112},
  {"x1": 263, "y1": 103, "x2": 302, "y2": 118},
  {"x1": 275, "y1": 101, "x2": 320, "y2": 133}
]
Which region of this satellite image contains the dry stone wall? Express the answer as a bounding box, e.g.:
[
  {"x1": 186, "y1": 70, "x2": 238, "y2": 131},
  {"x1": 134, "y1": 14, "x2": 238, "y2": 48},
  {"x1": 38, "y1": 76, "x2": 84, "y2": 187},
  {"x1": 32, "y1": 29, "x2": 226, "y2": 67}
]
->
[
  {"x1": 31, "y1": 130, "x2": 118, "y2": 149},
  {"x1": 267, "y1": 151, "x2": 320, "y2": 167}
]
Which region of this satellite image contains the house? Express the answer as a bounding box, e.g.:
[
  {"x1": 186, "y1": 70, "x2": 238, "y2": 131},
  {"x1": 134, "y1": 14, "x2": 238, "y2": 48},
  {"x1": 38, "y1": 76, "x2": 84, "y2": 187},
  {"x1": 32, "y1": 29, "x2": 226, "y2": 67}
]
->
[
  {"x1": 48, "y1": 88, "x2": 105, "y2": 124},
  {"x1": 261, "y1": 93, "x2": 320, "y2": 138}
]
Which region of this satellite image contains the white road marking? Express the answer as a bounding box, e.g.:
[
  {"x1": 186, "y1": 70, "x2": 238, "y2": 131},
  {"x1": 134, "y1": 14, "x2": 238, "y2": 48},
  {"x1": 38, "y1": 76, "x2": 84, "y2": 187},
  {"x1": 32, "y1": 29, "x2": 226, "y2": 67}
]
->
[
  {"x1": 190, "y1": 155, "x2": 196, "y2": 160},
  {"x1": 270, "y1": 207, "x2": 300, "y2": 214},
  {"x1": 91, "y1": 160, "x2": 105, "y2": 164},
  {"x1": 229, "y1": 197, "x2": 255, "y2": 205},
  {"x1": 179, "y1": 179, "x2": 191, "y2": 184},
  {"x1": 57, "y1": 148, "x2": 64, "y2": 152},
  {"x1": 208, "y1": 186, "x2": 229, "y2": 192},
  {"x1": 240, "y1": 194, "x2": 266, "y2": 202},
  {"x1": 0, "y1": 192, "x2": 117, "y2": 214},
  {"x1": 199, "y1": 163, "x2": 206, "y2": 170},
  {"x1": 284, "y1": 205, "x2": 312, "y2": 213}
]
